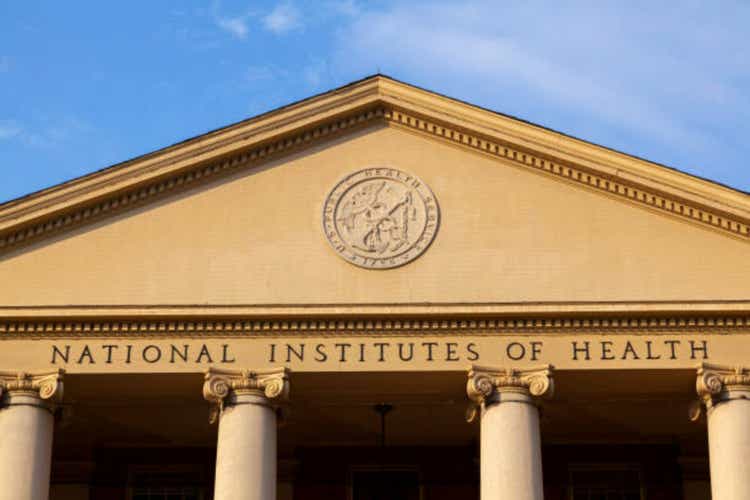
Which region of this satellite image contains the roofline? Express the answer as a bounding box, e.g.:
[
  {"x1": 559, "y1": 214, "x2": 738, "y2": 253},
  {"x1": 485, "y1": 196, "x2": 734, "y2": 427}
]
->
[
  {"x1": 0, "y1": 74, "x2": 747, "y2": 250},
  {"x1": 2, "y1": 73, "x2": 747, "y2": 211},
  {"x1": 0, "y1": 74, "x2": 385, "y2": 210},
  {"x1": 378, "y1": 74, "x2": 749, "y2": 197}
]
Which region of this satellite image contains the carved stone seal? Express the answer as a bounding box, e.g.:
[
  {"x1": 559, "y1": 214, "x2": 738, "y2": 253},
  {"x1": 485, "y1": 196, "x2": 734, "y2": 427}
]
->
[{"x1": 322, "y1": 167, "x2": 440, "y2": 269}]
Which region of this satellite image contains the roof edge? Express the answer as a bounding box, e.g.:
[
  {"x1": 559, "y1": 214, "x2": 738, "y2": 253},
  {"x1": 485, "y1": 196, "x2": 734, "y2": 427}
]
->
[{"x1": 0, "y1": 75, "x2": 747, "y2": 252}]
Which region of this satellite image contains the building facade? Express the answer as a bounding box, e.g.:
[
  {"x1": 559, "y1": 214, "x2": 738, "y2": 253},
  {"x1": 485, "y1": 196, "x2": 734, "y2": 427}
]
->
[{"x1": 0, "y1": 76, "x2": 748, "y2": 500}]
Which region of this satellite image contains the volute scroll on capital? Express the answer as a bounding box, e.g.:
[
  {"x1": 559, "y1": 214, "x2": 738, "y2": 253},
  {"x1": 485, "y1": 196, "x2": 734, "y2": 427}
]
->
[
  {"x1": 466, "y1": 364, "x2": 553, "y2": 423},
  {"x1": 0, "y1": 369, "x2": 64, "y2": 407},
  {"x1": 690, "y1": 362, "x2": 750, "y2": 421},
  {"x1": 203, "y1": 367, "x2": 290, "y2": 424}
]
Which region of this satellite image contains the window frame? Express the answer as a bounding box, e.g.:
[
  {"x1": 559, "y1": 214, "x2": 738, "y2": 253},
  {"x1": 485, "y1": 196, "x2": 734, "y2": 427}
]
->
[
  {"x1": 567, "y1": 463, "x2": 646, "y2": 500},
  {"x1": 126, "y1": 464, "x2": 207, "y2": 500},
  {"x1": 347, "y1": 464, "x2": 424, "y2": 500}
]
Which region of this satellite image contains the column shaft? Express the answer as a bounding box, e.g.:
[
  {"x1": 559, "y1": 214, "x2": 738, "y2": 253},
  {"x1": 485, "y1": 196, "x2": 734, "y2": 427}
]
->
[
  {"x1": 707, "y1": 394, "x2": 750, "y2": 500},
  {"x1": 203, "y1": 368, "x2": 289, "y2": 500},
  {"x1": 0, "y1": 370, "x2": 62, "y2": 500},
  {"x1": 467, "y1": 365, "x2": 552, "y2": 500},
  {"x1": 214, "y1": 394, "x2": 277, "y2": 500},
  {"x1": 696, "y1": 364, "x2": 750, "y2": 500},
  {"x1": 0, "y1": 393, "x2": 55, "y2": 500},
  {"x1": 480, "y1": 393, "x2": 543, "y2": 500}
]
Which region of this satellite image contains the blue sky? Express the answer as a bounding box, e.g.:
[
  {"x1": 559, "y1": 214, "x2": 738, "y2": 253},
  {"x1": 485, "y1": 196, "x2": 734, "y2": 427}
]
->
[{"x1": 1, "y1": 1, "x2": 748, "y2": 203}]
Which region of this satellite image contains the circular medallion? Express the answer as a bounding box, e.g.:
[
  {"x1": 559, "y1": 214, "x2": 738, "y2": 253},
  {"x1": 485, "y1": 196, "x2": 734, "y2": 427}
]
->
[{"x1": 322, "y1": 167, "x2": 440, "y2": 269}]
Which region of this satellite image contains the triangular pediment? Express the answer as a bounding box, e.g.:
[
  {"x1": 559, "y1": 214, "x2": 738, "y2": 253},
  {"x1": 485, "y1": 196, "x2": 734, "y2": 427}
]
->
[{"x1": 0, "y1": 76, "x2": 748, "y2": 316}]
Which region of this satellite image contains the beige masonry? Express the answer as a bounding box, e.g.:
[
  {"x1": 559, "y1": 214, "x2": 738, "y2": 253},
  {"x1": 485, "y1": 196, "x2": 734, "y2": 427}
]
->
[{"x1": 0, "y1": 76, "x2": 749, "y2": 499}]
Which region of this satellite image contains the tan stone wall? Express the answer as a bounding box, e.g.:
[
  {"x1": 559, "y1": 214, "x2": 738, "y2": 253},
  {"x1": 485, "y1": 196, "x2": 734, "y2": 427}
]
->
[{"x1": 1, "y1": 126, "x2": 748, "y2": 308}]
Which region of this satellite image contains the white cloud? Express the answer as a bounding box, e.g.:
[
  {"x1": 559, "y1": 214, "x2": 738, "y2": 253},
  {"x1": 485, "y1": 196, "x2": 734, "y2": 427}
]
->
[
  {"x1": 0, "y1": 120, "x2": 22, "y2": 139},
  {"x1": 303, "y1": 61, "x2": 326, "y2": 87},
  {"x1": 327, "y1": 0, "x2": 360, "y2": 17},
  {"x1": 263, "y1": 3, "x2": 302, "y2": 34},
  {"x1": 334, "y1": 2, "x2": 750, "y2": 154},
  {"x1": 244, "y1": 65, "x2": 275, "y2": 82},
  {"x1": 216, "y1": 15, "x2": 249, "y2": 39},
  {"x1": 0, "y1": 117, "x2": 91, "y2": 148}
]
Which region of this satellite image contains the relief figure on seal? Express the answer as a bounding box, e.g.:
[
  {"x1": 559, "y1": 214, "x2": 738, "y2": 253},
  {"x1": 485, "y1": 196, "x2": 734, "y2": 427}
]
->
[{"x1": 337, "y1": 180, "x2": 417, "y2": 254}]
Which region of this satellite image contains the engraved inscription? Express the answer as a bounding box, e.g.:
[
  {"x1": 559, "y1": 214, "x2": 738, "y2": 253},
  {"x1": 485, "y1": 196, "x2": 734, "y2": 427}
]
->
[{"x1": 322, "y1": 167, "x2": 440, "y2": 269}]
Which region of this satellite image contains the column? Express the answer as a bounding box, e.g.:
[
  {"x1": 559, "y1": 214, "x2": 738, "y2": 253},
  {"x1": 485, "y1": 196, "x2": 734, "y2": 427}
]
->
[
  {"x1": 0, "y1": 370, "x2": 64, "y2": 500},
  {"x1": 466, "y1": 365, "x2": 553, "y2": 500},
  {"x1": 203, "y1": 367, "x2": 290, "y2": 500},
  {"x1": 694, "y1": 363, "x2": 750, "y2": 500}
]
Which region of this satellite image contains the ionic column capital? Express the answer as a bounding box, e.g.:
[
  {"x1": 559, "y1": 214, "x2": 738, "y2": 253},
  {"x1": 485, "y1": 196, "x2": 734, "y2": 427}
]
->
[
  {"x1": 691, "y1": 362, "x2": 750, "y2": 419},
  {"x1": 203, "y1": 367, "x2": 289, "y2": 423},
  {"x1": 0, "y1": 369, "x2": 64, "y2": 409},
  {"x1": 466, "y1": 364, "x2": 553, "y2": 422}
]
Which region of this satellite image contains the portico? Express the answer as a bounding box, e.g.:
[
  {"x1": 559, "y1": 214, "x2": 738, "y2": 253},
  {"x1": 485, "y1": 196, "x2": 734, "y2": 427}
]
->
[
  {"x1": 1, "y1": 363, "x2": 749, "y2": 499},
  {"x1": 0, "y1": 76, "x2": 748, "y2": 499}
]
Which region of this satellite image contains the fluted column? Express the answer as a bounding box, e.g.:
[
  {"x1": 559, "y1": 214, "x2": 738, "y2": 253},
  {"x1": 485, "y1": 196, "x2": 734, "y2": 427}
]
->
[
  {"x1": 203, "y1": 368, "x2": 290, "y2": 500},
  {"x1": 694, "y1": 363, "x2": 750, "y2": 500},
  {"x1": 467, "y1": 365, "x2": 553, "y2": 500},
  {"x1": 0, "y1": 370, "x2": 64, "y2": 500}
]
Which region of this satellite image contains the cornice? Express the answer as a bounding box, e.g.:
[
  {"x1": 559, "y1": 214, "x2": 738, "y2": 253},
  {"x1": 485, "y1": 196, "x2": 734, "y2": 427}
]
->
[
  {"x1": 382, "y1": 105, "x2": 749, "y2": 239},
  {"x1": 0, "y1": 104, "x2": 387, "y2": 253},
  {"x1": 377, "y1": 78, "x2": 750, "y2": 214},
  {"x1": 0, "y1": 313, "x2": 748, "y2": 339},
  {"x1": 3, "y1": 300, "x2": 750, "y2": 318},
  {"x1": 0, "y1": 76, "x2": 747, "y2": 254}
]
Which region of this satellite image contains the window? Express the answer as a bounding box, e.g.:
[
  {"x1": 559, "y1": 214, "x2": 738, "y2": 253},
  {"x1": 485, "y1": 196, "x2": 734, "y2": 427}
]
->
[
  {"x1": 128, "y1": 465, "x2": 206, "y2": 500},
  {"x1": 568, "y1": 465, "x2": 644, "y2": 500},
  {"x1": 350, "y1": 467, "x2": 421, "y2": 500},
  {"x1": 131, "y1": 486, "x2": 202, "y2": 500}
]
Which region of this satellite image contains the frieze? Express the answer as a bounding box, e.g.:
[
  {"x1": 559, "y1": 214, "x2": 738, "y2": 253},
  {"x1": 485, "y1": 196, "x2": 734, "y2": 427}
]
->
[{"x1": 0, "y1": 334, "x2": 744, "y2": 375}]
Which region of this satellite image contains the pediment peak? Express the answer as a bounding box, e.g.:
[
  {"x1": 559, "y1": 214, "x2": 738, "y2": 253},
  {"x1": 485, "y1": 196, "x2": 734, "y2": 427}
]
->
[{"x1": 0, "y1": 75, "x2": 747, "y2": 254}]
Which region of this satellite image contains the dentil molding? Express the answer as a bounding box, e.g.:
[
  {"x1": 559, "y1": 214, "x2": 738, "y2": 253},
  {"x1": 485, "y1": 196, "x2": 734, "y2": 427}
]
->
[{"x1": 1, "y1": 314, "x2": 749, "y2": 339}]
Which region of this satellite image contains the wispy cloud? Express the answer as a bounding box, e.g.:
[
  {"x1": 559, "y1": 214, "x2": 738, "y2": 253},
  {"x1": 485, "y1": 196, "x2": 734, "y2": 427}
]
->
[
  {"x1": 327, "y1": 0, "x2": 360, "y2": 17},
  {"x1": 0, "y1": 120, "x2": 22, "y2": 139},
  {"x1": 334, "y1": 1, "x2": 750, "y2": 156},
  {"x1": 303, "y1": 60, "x2": 327, "y2": 87},
  {"x1": 0, "y1": 117, "x2": 91, "y2": 149},
  {"x1": 216, "y1": 15, "x2": 250, "y2": 40},
  {"x1": 244, "y1": 65, "x2": 276, "y2": 82},
  {"x1": 263, "y1": 3, "x2": 302, "y2": 34},
  {"x1": 210, "y1": 0, "x2": 254, "y2": 40}
]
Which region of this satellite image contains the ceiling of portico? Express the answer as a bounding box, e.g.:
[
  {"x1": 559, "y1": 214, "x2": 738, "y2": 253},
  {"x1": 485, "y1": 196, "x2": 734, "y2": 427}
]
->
[{"x1": 53, "y1": 370, "x2": 707, "y2": 461}]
